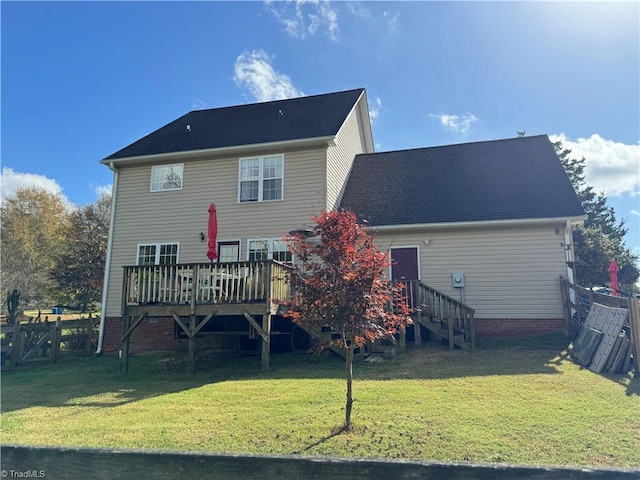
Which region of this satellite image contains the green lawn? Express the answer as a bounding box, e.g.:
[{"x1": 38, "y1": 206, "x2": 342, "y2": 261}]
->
[{"x1": 1, "y1": 334, "x2": 638, "y2": 468}]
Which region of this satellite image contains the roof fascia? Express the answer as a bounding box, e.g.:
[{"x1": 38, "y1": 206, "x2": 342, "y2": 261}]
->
[
  {"x1": 356, "y1": 90, "x2": 375, "y2": 153},
  {"x1": 101, "y1": 136, "x2": 336, "y2": 166},
  {"x1": 330, "y1": 90, "x2": 374, "y2": 154},
  {"x1": 368, "y1": 215, "x2": 588, "y2": 233}
]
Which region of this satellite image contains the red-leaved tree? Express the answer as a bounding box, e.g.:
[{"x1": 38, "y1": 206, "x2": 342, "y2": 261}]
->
[{"x1": 283, "y1": 210, "x2": 411, "y2": 428}]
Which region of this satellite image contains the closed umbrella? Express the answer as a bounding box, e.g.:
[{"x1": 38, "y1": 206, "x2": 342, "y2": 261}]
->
[
  {"x1": 607, "y1": 259, "x2": 619, "y2": 296},
  {"x1": 207, "y1": 203, "x2": 218, "y2": 261}
]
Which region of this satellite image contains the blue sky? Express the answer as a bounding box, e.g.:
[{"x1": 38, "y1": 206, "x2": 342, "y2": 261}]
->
[{"x1": 2, "y1": 1, "x2": 639, "y2": 256}]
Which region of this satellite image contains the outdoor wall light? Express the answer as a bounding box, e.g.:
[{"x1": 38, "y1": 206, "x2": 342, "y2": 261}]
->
[
  {"x1": 200, "y1": 232, "x2": 205, "y2": 242},
  {"x1": 423, "y1": 237, "x2": 431, "y2": 245}
]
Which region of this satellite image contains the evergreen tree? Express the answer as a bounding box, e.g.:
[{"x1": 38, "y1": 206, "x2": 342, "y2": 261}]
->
[{"x1": 554, "y1": 141, "x2": 639, "y2": 291}]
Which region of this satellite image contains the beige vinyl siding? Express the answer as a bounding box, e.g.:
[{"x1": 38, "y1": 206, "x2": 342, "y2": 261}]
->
[
  {"x1": 374, "y1": 222, "x2": 569, "y2": 320},
  {"x1": 104, "y1": 147, "x2": 327, "y2": 316},
  {"x1": 326, "y1": 98, "x2": 372, "y2": 211}
]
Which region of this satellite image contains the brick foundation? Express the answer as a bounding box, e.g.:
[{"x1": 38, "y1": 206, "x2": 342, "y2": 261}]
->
[
  {"x1": 101, "y1": 316, "x2": 566, "y2": 354},
  {"x1": 102, "y1": 317, "x2": 186, "y2": 355},
  {"x1": 475, "y1": 318, "x2": 564, "y2": 337}
]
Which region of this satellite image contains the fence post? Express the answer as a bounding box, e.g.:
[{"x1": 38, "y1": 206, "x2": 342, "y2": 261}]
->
[
  {"x1": 50, "y1": 318, "x2": 61, "y2": 364},
  {"x1": 628, "y1": 297, "x2": 640, "y2": 373},
  {"x1": 86, "y1": 315, "x2": 94, "y2": 356},
  {"x1": 559, "y1": 277, "x2": 572, "y2": 337},
  {"x1": 10, "y1": 323, "x2": 21, "y2": 369}
]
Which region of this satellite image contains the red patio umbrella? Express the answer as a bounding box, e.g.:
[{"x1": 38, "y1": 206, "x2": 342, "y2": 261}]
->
[
  {"x1": 608, "y1": 259, "x2": 619, "y2": 296},
  {"x1": 207, "y1": 203, "x2": 218, "y2": 261}
]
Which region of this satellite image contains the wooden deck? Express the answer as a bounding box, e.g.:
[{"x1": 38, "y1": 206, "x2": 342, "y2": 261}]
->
[
  {"x1": 119, "y1": 261, "x2": 476, "y2": 373},
  {"x1": 120, "y1": 260, "x2": 291, "y2": 373},
  {"x1": 122, "y1": 260, "x2": 290, "y2": 317}
]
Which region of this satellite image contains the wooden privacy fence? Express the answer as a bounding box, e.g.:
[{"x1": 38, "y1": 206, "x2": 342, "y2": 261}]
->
[
  {"x1": 560, "y1": 277, "x2": 640, "y2": 373},
  {"x1": 2, "y1": 445, "x2": 638, "y2": 480},
  {"x1": 0, "y1": 316, "x2": 99, "y2": 371}
]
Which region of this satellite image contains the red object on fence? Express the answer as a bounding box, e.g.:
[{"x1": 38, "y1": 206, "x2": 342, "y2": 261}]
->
[
  {"x1": 608, "y1": 259, "x2": 619, "y2": 296},
  {"x1": 207, "y1": 203, "x2": 218, "y2": 261}
]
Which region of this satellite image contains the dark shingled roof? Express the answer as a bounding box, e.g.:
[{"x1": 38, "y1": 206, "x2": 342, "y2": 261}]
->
[
  {"x1": 339, "y1": 135, "x2": 585, "y2": 226},
  {"x1": 105, "y1": 89, "x2": 365, "y2": 160}
]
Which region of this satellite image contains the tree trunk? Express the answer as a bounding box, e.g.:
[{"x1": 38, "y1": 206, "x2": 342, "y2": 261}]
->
[{"x1": 344, "y1": 344, "x2": 354, "y2": 429}]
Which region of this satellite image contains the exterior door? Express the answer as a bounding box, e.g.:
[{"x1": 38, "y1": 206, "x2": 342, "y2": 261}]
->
[
  {"x1": 390, "y1": 247, "x2": 419, "y2": 282},
  {"x1": 390, "y1": 247, "x2": 420, "y2": 310}
]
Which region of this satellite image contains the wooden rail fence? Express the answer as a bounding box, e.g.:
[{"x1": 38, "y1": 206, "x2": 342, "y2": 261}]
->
[{"x1": 0, "y1": 316, "x2": 99, "y2": 371}]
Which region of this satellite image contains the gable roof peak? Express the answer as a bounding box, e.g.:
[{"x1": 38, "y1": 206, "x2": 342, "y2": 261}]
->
[{"x1": 104, "y1": 88, "x2": 366, "y2": 162}]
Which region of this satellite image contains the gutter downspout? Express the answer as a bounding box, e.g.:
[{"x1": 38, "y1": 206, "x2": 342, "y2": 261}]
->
[
  {"x1": 96, "y1": 162, "x2": 118, "y2": 355},
  {"x1": 564, "y1": 219, "x2": 577, "y2": 285},
  {"x1": 564, "y1": 219, "x2": 578, "y2": 310}
]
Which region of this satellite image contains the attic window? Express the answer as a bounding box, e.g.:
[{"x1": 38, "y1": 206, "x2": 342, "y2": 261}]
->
[
  {"x1": 151, "y1": 164, "x2": 184, "y2": 192},
  {"x1": 238, "y1": 155, "x2": 283, "y2": 202}
]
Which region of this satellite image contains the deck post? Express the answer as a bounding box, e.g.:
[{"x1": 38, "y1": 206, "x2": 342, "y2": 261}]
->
[
  {"x1": 261, "y1": 313, "x2": 272, "y2": 373},
  {"x1": 448, "y1": 316, "x2": 454, "y2": 349},
  {"x1": 399, "y1": 324, "x2": 406, "y2": 352},
  {"x1": 187, "y1": 315, "x2": 197, "y2": 374},
  {"x1": 121, "y1": 315, "x2": 131, "y2": 374},
  {"x1": 414, "y1": 309, "x2": 422, "y2": 346}
]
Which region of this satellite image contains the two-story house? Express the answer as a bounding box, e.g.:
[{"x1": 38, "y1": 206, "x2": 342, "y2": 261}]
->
[{"x1": 97, "y1": 88, "x2": 585, "y2": 370}]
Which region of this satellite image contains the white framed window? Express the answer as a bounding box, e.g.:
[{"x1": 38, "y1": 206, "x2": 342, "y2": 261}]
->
[
  {"x1": 246, "y1": 238, "x2": 292, "y2": 262},
  {"x1": 217, "y1": 240, "x2": 240, "y2": 263},
  {"x1": 239, "y1": 155, "x2": 283, "y2": 202},
  {"x1": 137, "y1": 243, "x2": 179, "y2": 265},
  {"x1": 150, "y1": 164, "x2": 184, "y2": 192},
  {"x1": 272, "y1": 239, "x2": 292, "y2": 262},
  {"x1": 247, "y1": 239, "x2": 270, "y2": 262}
]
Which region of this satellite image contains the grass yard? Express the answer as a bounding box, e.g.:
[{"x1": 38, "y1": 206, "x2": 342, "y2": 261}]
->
[{"x1": 1, "y1": 334, "x2": 638, "y2": 468}]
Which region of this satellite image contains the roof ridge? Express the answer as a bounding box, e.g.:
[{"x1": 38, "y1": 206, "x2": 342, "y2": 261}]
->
[
  {"x1": 189, "y1": 88, "x2": 365, "y2": 114},
  {"x1": 359, "y1": 134, "x2": 550, "y2": 157}
]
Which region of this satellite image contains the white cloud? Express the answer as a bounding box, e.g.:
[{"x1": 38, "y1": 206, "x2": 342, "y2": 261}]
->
[
  {"x1": 91, "y1": 183, "x2": 113, "y2": 199},
  {"x1": 233, "y1": 50, "x2": 303, "y2": 102},
  {"x1": 265, "y1": 0, "x2": 339, "y2": 41},
  {"x1": 550, "y1": 133, "x2": 640, "y2": 197},
  {"x1": 383, "y1": 10, "x2": 401, "y2": 33},
  {"x1": 192, "y1": 99, "x2": 209, "y2": 110},
  {"x1": 631, "y1": 210, "x2": 639, "y2": 217},
  {"x1": 347, "y1": 2, "x2": 371, "y2": 19},
  {"x1": 369, "y1": 96, "x2": 382, "y2": 123},
  {"x1": 429, "y1": 112, "x2": 478, "y2": 135},
  {"x1": 0, "y1": 168, "x2": 66, "y2": 202}
]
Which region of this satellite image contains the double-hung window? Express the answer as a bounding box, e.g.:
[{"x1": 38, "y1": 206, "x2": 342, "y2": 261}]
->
[
  {"x1": 247, "y1": 239, "x2": 292, "y2": 262},
  {"x1": 151, "y1": 164, "x2": 183, "y2": 192},
  {"x1": 137, "y1": 243, "x2": 179, "y2": 265},
  {"x1": 239, "y1": 155, "x2": 283, "y2": 202}
]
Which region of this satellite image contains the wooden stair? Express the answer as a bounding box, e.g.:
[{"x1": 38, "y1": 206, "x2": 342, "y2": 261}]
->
[
  {"x1": 298, "y1": 325, "x2": 376, "y2": 360},
  {"x1": 404, "y1": 281, "x2": 476, "y2": 350},
  {"x1": 294, "y1": 280, "x2": 476, "y2": 356},
  {"x1": 417, "y1": 314, "x2": 470, "y2": 349}
]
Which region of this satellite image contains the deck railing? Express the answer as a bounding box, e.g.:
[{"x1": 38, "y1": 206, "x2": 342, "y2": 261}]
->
[
  {"x1": 123, "y1": 260, "x2": 290, "y2": 307},
  {"x1": 398, "y1": 280, "x2": 476, "y2": 348}
]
